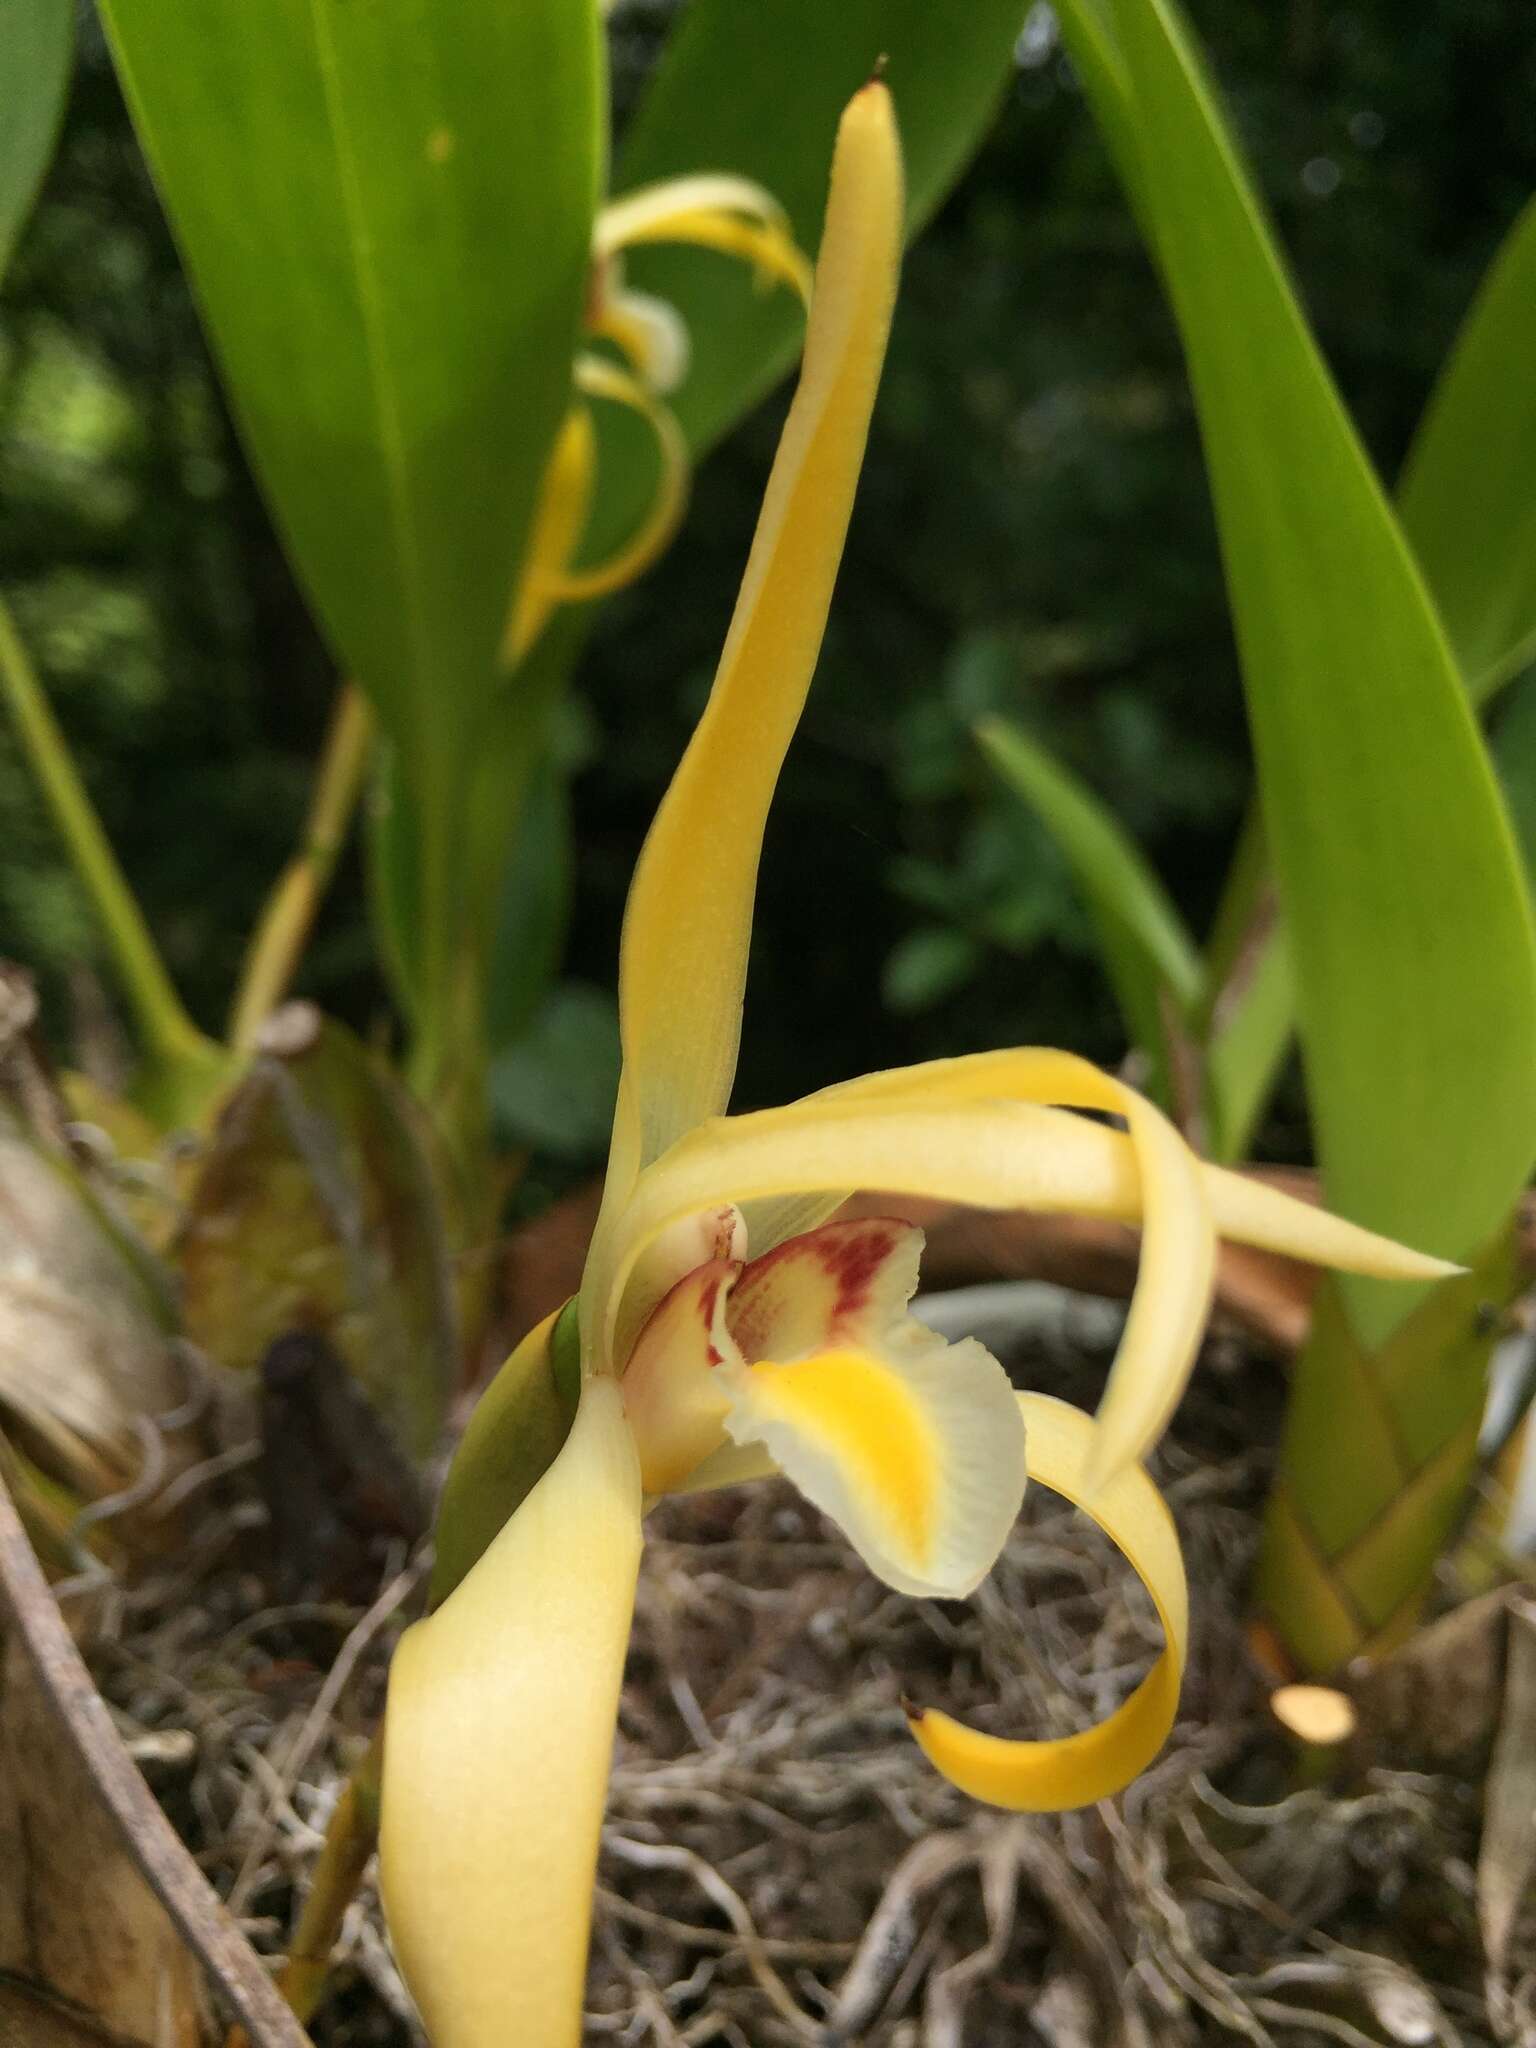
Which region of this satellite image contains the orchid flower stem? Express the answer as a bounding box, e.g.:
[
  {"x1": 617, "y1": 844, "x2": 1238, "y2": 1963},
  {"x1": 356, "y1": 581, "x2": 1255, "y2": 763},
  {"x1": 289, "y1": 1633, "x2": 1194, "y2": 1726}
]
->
[
  {"x1": 279, "y1": 1730, "x2": 383, "y2": 2024},
  {"x1": 223, "y1": 1732, "x2": 382, "y2": 2048},
  {"x1": 228, "y1": 683, "x2": 374, "y2": 1053},
  {"x1": 0, "y1": 592, "x2": 217, "y2": 1086}
]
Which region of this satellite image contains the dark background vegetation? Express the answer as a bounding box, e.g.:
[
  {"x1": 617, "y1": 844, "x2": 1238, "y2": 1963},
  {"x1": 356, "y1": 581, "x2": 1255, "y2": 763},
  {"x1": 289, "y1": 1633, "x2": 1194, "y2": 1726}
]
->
[{"x1": 3, "y1": 1, "x2": 1534, "y2": 1169}]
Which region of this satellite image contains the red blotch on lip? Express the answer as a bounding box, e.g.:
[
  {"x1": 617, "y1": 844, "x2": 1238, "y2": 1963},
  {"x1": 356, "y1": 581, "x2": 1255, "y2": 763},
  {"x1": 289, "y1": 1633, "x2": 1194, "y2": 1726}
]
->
[
  {"x1": 726, "y1": 1217, "x2": 917, "y2": 1360},
  {"x1": 813, "y1": 1220, "x2": 903, "y2": 1323},
  {"x1": 628, "y1": 1257, "x2": 740, "y2": 1376}
]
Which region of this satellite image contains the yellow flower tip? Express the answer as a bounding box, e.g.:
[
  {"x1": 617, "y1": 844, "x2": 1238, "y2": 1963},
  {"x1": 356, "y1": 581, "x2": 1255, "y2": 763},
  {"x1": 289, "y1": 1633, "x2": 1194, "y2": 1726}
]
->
[{"x1": 1203, "y1": 1166, "x2": 1466, "y2": 1284}]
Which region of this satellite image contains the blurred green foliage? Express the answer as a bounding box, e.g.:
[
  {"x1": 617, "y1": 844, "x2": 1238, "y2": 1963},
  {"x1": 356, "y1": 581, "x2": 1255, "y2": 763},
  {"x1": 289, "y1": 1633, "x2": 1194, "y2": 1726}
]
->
[{"x1": 3, "y1": 2, "x2": 1534, "y2": 1171}]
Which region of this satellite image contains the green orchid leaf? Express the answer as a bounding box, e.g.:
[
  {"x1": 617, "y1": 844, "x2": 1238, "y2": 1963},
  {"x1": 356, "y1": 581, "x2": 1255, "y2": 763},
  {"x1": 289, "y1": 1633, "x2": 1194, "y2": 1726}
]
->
[
  {"x1": 1063, "y1": 43, "x2": 1536, "y2": 1167},
  {"x1": 1196, "y1": 808, "x2": 1294, "y2": 1164},
  {"x1": 490, "y1": 981, "x2": 621, "y2": 1163},
  {"x1": 1399, "y1": 194, "x2": 1536, "y2": 706},
  {"x1": 178, "y1": 1013, "x2": 457, "y2": 1462},
  {"x1": 485, "y1": 747, "x2": 575, "y2": 1059},
  {"x1": 0, "y1": 0, "x2": 72, "y2": 281},
  {"x1": 1065, "y1": 0, "x2": 1536, "y2": 1338},
  {"x1": 1060, "y1": 0, "x2": 1536, "y2": 1670},
  {"x1": 97, "y1": 0, "x2": 602, "y2": 1035},
  {"x1": 1201, "y1": 191, "x2": 1536, "y2": 1155},
  {"x1": 1494, "y1": 667, "x2": 1536, "y2": 888},
  {"x1": 976, "y1": 715, "x2": 1203, "y2": 1114}
]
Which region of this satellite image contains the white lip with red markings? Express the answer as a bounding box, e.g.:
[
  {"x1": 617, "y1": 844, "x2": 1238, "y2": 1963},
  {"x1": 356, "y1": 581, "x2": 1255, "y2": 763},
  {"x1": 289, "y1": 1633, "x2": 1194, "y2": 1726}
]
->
[{"x1": 621, "y1": 1214, "x2": 1026, "y2": 1598}]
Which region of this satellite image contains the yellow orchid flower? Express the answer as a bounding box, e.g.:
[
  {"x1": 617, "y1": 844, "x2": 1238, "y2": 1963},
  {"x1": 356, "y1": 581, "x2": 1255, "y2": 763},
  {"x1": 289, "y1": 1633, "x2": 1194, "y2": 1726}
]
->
[
  {"x1": 506, "y1": 176, "x2": 811, "y2": 667},
  {"x1": 380, "y1": 83, "x2": 1453, "y2": 2048}
]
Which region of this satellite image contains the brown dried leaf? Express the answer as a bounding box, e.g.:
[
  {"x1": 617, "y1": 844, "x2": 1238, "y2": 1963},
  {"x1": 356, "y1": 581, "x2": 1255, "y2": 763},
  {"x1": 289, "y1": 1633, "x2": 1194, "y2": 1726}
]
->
[
  {"x1": 1351, "y1": 1586, "x2": 1513, "y2": 1772},
  {"x1": 0, "y1": 1112, "x2": 183, "y2": 1500},
  {"x1": 0, "y1": 1975, "x2": 149, "y2": 2048},
  {"x1": 0, "y1": 1637, "x2": 205, "y2": 2047},
  {"x1": 0, "y1": 1469, "x2": 308, "y2": 2048},
  {"x1": 1480, "y1": 1597, "x2": 1536, "y2": 1985},
  {"x1": 178, "y1": 1007, "x2": 455, "y2": 1461}
]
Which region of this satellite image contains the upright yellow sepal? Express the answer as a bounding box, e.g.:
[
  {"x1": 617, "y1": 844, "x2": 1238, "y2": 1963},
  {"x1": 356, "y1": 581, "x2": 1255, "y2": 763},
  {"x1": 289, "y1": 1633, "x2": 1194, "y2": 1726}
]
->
[
  {"x1": 379, "y1": 1379, "x2": 641, "y2": 2048},
  {"x1": 613, "y1": 82, "x2": 904, "y2": 1174}
]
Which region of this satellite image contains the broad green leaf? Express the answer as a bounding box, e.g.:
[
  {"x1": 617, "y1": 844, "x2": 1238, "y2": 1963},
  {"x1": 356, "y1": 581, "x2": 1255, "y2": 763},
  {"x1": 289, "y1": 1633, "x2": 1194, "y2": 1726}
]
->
[
  {"x1": 98, "y1": 0, "x2": 602, "y2": 1025},
  {"x1": 603, "y1": 0, "x2": 1024, "y2": 524},
  {"x1": 1494, "y1": 666, "x2": 1536, "y2": 888},
  {"x1": 977, "y1": 715, "x2": 1203, "y2": 1112},
  {"x1": 1065, "y1": 63, "x2": 1536, "y2": 1157},
  {"x1": 178, "y1": 1014, "x2": 456, "y2": 1461},
  {"x1": 1204, "y1": 192, "x2": 1536, "y2": 1153},
  {"x1": 490, "y1": 981, "x2": 620, "y2": 1162},
  {"x1": 1400, "y1": 194, "x2": 1536, "y2": 706},
  {"x1": 1212, "y1": 193, "x2": 1536, "y2": 1163},
  {"x1": 485, "y1": 747, "x2": 575, "y2": 1057},
  {"x1": 1197, "y1": 807, "x2": 1293, "y2": 1163},
  {"x1": 1064, "y1": 0, "x2": 1536, "y2": 1352},
  {"x1": 0, "y1": 0, "x2": 72, "y2": 281}
]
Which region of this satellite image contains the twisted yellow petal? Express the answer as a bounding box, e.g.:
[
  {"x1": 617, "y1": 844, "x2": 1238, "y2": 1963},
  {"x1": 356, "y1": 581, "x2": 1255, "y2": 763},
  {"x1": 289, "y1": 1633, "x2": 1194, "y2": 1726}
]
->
[
  {"x1": 612, "y1": 82, "x2": 902, "y2": 1174},
  {"x1": 379, "y1": 1379, "x2": 641, "y2": 2048},
  {"x1": 596, "y1": 172, "x2": 813, "y2": 303},
  {"x1": 589, "y1": 281, "x2": 691, "y2": 393},
  {"x1": 909, "y1": 1392, "x2": 1188, "y2": 1810},
  {"x1": 503, "y1": 404, "x2": 598, "y2": 668},
  {"x1": 810, "y1": 1049, "x2": 1215, "y2": 1486},
  {"x1": 599, "y1": 1094, "x2": 1456, "y2": 1368}
]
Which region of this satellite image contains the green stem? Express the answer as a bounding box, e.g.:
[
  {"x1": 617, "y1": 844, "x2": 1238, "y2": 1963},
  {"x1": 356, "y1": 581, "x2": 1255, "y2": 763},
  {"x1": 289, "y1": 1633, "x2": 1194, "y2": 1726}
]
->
[
  {"x1": 222, "y1": 1732, "x2": 383, "y2": 2047},
  {"x1": 0, "y1": 593, "x2": 218, "y2": 1083},
  {"x1": 228, "y1": 683, "x2": 374, "y2": 1053}
]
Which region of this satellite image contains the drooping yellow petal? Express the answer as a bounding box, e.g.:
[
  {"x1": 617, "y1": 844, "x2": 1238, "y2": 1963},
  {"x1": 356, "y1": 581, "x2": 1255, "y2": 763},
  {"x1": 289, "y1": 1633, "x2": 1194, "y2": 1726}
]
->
[
  {"x1": 379, "y1": 1379, "x2": 641, "y2": 2048},
  {"x1": 596, "y1": 173, "x2": 813, "y2": 302},
  {"x1": 621, "y1": 208, "x2": 815, "y2": 302},
  {"x1": 908, "y1": 1392, "x2": 1187, "y2": 1811},
  {"x1": 502, "y1": 403, "x2": 597, "y2": 669},
  {"x1": 503, "y1": 359, "x2": 688, "y2": 672},
  {"x1": 595, "y1": 173, "x2": 797, "y2": 253},
  {"x1": 718, "y1": 1328, "x2": 1025, "y2": 1598},
  {"x1": 598, "y1": 1095, "x2": 1456, "y2": 1368},
  {"x1": 796, "y1": 1049, "x2": 1216, "y2": 1488},
  {"x1": 551, "y1": 355, "x2": 689, "y2": 602},
  {"x1": 590, "y1": 279, "x2": 692, "y2": 393},
  {"x1": 612, "y1": 83, "x2": 903, "y2": 1174}
]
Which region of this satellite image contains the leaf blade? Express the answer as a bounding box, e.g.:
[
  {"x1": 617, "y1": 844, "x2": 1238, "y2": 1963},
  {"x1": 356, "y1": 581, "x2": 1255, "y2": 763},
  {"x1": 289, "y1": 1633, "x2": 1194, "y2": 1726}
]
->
[
  {"x1": 97, "y1": 0, "x2": 602, "y2": 996},
  {"x1": 0, "y1": 0, "x2": 72, "y2": 281},
  {"x1": 1399, "y1": 194, "x2": 1536, "y2": 707},
  {"x1": 976, "y1": 714, "x2": 1203, "y2": 1110},
  {"x1": 1070, "y1": 0, "x2": 1536, "y2": 1345}
]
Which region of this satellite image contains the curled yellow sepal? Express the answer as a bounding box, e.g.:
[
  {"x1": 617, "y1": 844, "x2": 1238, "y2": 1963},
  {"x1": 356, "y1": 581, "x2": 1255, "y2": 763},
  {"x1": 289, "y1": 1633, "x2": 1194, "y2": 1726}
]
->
[
  {"x1": 379, "y1": 1378, "x2": 641, "y2": 2048},
  {"x1": 595, "y1": 172, "x2": 814, "y2": 305},
  {"x1": 907, "y1": 1393, "x2": 1188, "y2": 1811},
  {"x1": 808, "y1": 1047, "x2": 1215, "y2": 1489},
  {"x1": 503, "y1": 358, "x2": 689, "y2": 670}
]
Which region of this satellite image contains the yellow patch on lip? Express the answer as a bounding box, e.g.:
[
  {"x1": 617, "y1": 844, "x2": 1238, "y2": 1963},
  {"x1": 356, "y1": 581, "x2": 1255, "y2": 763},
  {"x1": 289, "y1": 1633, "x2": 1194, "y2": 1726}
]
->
[{"x1": 742, "y1": 1347, "x2": 937, "y2": 1567}]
